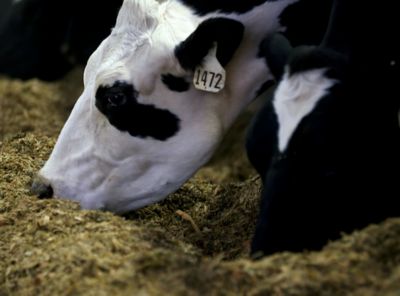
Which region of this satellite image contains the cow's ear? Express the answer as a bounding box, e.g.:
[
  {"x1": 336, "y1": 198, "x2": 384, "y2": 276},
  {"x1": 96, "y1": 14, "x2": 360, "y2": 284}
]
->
[
  {"x1": 175, "y1": 17, "x2": 244, "y2": 71},
  {"x1": 259, "y1": 33, "x2": 293, "y2": 80}
]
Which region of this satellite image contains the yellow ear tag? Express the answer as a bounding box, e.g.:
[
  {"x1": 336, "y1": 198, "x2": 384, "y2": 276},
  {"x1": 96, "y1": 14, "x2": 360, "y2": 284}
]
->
[{"x1": 193, "y1": 45, "x2": 226, "y2": 93}]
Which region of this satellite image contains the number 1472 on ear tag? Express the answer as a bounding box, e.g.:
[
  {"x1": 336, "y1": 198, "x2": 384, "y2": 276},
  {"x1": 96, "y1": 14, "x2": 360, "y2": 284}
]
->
[{"x1": 193, "y1": 46, "x2": 226, "y2": 93}]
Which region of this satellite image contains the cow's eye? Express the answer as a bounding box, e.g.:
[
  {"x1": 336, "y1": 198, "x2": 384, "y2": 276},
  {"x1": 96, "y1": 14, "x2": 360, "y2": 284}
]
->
[
  {"x1": 95, "y1": 81, "x2": 137, "y2": 111},
  {"x1": 107, "y1": 93, "x2": 127, "y2": 107}
]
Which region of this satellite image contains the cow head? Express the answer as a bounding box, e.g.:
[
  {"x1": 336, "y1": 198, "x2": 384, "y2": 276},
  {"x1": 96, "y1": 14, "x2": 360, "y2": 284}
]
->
[{"x1": 32, "y1": 0, "x2": 288, "y2": 213}]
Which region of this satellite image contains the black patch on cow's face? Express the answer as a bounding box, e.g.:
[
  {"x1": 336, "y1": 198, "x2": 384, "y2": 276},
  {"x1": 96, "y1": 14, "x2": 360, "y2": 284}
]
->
[
  {"x1": 95, "y1": 81, "x2": 180, "y2": 141},
  {"x1": 178, "y1": 0, "x2": 272, "y2": 15},
  {"x1": 161, "y1": 74, "x2": 190, "y2": 92},
  {"x1": 175, "y1": 17, "x2": 244, "y2": 71}
]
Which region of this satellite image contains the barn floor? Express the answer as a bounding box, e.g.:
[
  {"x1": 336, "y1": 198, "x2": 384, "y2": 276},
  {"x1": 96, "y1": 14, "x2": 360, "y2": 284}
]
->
[{"x1": 1, "y1": 70, "x2": 400, "y2": 295}]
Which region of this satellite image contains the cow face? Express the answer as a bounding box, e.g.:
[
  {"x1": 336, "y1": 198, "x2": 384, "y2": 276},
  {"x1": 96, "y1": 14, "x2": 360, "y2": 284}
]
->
[{"x1": 33, "y1": 0, "x2": 254, "y2": 213}]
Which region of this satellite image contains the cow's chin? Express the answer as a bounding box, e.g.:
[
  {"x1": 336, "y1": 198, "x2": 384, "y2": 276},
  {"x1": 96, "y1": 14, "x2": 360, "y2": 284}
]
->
[
  {"x1": 39, "y1": 140, "x2": 218, "y2": 214},
  {"x1": 40, "y1": 167, "x2": 191, "y2": 214}
]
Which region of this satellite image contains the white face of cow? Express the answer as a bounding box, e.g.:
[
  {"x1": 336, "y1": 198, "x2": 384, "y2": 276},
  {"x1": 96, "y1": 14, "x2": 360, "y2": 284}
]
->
[{"x1": 35, "y1": 0, "x2": 296, "y2": 213}]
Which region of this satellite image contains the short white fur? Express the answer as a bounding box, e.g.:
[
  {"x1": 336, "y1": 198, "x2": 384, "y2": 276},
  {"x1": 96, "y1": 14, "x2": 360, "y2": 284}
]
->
[{"x1": 274, "y1": 67, "x2": 337, "y2": 152}]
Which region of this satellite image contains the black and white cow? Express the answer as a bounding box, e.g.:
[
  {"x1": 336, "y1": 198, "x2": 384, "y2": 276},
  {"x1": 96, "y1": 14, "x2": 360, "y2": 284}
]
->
[
  {"x1": 0, "y1": 0, "x2": 123, "y2": 80},
  {"x1": 247, "y1": 0, "x2": 400, "y2": 257},
  {"x1": 32, "y1": 0, "x2": 335, "y2": 213}
]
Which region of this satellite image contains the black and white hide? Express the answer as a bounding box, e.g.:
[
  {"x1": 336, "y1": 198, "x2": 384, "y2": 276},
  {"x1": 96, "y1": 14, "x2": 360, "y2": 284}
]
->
[{"x1": 247, "y1": 0, "x2": 400, "y2": 257}]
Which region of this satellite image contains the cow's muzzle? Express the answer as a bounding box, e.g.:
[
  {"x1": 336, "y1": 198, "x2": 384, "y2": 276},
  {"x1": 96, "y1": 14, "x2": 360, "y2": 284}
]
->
[{"x1": 31, "y1": 176, "x2": 54, "y2": 199}]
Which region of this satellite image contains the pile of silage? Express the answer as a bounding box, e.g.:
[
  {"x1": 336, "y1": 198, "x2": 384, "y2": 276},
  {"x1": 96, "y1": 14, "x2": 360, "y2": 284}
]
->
[{"x1": 1, "y1": 72, "x2": 400, "y2": 295}]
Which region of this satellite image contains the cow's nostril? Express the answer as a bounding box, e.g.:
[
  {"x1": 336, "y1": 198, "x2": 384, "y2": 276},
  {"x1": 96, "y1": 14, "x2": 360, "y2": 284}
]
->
[{"x1": 31, "y1": 178, "x2": 54, "y2": 199}]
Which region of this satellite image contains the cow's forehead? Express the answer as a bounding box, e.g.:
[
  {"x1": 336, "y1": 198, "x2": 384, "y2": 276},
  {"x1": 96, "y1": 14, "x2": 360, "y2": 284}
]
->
[
  {"x1": 94, "y1": 0, "x2": 197, "y2": 89},
  {"x1": 114, "y1": 0, "x2": 159, "y2": 31},
  {"x1": 113, "y1": 0, "x2": 196, "y2": 43}
]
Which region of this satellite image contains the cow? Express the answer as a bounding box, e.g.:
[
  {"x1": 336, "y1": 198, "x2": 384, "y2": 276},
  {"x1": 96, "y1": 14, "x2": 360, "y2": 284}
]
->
[
  {"x1": 247, "y1": 0, "x2": 400, "y2": 257},
  {"x1": 0, "y1": 0, "x2": 123, "y2": 80}
]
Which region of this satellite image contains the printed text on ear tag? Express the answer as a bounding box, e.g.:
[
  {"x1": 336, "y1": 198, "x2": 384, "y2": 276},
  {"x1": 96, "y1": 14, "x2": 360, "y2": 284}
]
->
[{"x1": 193, "y1": 45, "x2": 226, "y2": 93}]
